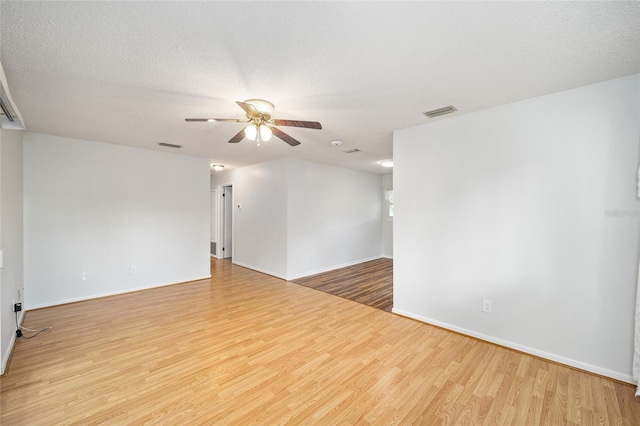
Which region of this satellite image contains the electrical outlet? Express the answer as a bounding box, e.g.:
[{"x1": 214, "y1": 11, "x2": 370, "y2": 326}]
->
[
  {"x1": 131, "y1": 266, "x2": 137, "y2": 274},
  {"x1": 482, "y1": 299, "x2": 492, "y2": 313},
  {"x1": 14, "y1": 302, "x2": 22, "y2": 312},
  {"x1": 82, "y1": 271, "x2": 87, "y2": 280}
]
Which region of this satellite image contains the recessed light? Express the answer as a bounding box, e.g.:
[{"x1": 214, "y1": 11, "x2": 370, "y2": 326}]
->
[
  {"x1": 378, "y1": 160, "x2": 393, "y2": 168},
  {"x1": 330, "y1": 139, "x2": 343, "y2": 147},
  {"x1": 207, "y1": 119, "x2": 215, "y2": 122},
  {"x1": 211, "y1": 164, "x2": 224, "y2": 171}
]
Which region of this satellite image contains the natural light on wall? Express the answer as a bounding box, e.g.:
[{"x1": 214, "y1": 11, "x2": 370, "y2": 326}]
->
[{"x1": 385, "y1": 189, "x2": 393, "y2": 219}]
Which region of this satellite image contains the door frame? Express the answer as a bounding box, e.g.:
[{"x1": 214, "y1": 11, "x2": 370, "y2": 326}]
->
[{"x1": 217, "y1": 182, "x2": 234, "y2": 260}]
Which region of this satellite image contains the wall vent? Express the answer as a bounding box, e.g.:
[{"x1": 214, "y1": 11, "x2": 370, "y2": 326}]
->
[
  {"x1": 158, "y1": 142, "x2": 182, "y2": 148},
  {"x1": 0, "y1": 60, "x2": 25, "y2": 130},
  {"x1": 0, "y1": 84, "x2": 17, "y2": 122},
  {"x1": 343, "y1": 148, "x2": 361, "y2": 154},
  {"x1": 423, "y1": 105, "x2": 457, "y2": 118}
]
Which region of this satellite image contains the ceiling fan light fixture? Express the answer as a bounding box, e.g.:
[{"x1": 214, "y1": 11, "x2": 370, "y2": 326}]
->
[
  {"x1": 259, "y1": 124, "x2": 272, "y2": 141},
  {"x1": 244, "y1": 99, "x2": 275, "y2": 118},
  {"x1": 245, "y1": 123, "x2": 258, "y2": 140}
]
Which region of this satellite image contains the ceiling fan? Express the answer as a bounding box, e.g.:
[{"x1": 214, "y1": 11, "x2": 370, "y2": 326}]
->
[{"x1": 185, "y1": 99, "x2": 322, "y2": 146}]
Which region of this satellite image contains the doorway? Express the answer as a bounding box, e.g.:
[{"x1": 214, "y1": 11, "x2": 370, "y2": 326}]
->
[{"x1": 221, "y1": 185, "x2": 233, "y2": 259}]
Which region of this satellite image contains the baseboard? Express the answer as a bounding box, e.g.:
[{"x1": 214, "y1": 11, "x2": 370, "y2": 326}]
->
[
  {"x1": 382, "y1": 255, "x2": 393, "y2": 259},
  {"x1": 285, "y1": 255, "x2": 384, "y2": 281},
  {"x1": 1, "y1": 310, "x2": 24, "y2": 375},
  {"x1": 231, "y1": 261, "x2": 288, "y2": 281},
  {"x1": 26, "y1": 275, "x2": 212, "y2": 311},
  {"x1": 392, "y1": 308, "x2": 636, "y2": 385}
]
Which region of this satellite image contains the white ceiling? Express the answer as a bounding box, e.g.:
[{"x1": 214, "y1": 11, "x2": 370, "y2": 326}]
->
[{"x1": 1, "y1": 1, "x2": 638, "y2": 174}]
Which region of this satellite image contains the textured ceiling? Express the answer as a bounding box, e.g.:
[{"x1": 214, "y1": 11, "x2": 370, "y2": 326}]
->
[{"x1": 1, "y1": 1, "x2": 639, "y2": 174}]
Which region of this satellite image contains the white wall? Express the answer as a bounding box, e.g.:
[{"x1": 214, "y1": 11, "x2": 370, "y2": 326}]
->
[
  {"x1": 24, "y1": 133, "x2": 211, "y2": 309},
  {"x1": 382, "y1": 173, "x2": 393, "y2": 258},
  {"x1": 0, "y1": 129, "x2": 24, "y2": 374},
  {"x1": 211, "y1": 160, "x2": 289, "y2": 277},
  {"x1": 394, "y1": 74, "x2": 640, "y2": 383},
  {"x1": 211, "y1": 158, "x2": 383, "y2": 280},
  {"x1": 287, "y1": 159, "x2": 382, "y2": 279}
]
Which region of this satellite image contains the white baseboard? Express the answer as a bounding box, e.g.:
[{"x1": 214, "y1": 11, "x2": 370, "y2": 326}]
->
[
  {"x1": 382, "y1": 255, "x2": 393, "y2": 259},
  {"x1": 392, "y1": 308, "x2": 636, "y2": 385},
  {"x1": 1, "y1": 310, "x2": 24, "y2": 375},
  {"x1": 231, "y1": 261, "x2": 288, "y2": 280},
  {"x1": 26, "y1": 275, "x2": 211, "y2": 311},
  {"x1": 285, "y1": 255, "x2": 384, "y2": 281},
  {"x1": 232, "y1": 256, "x2": 386, "y2": 282}
]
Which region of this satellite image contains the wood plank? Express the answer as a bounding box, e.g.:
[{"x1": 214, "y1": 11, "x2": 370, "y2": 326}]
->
[
  {"x1": 1, "y1": 258, "x2": 639, "y2": 424},
  {"x1": 292, "y1": 258, "x2": 393, "y2": 311}
]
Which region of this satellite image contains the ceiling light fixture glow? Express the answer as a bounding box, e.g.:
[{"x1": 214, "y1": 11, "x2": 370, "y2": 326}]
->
[
  {"x1": 245, "y1": 123, "x2": 258, "y2": 140},
  {"x1": 259, "y1": 125, "x2": 272, "y2": 141},
  {"x1": 378, "y1": 160, "x2": 393, "y2": 168},
  {"x1": 211, "y1": 164, "x2": 224, "y2": 171}
]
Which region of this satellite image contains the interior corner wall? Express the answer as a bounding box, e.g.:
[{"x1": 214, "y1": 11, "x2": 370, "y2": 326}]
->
[
  {"x1": 23, "y1": 133, "x2": 211, "y2": 309},
  {"x1": 0, "y1": 129, "x2": 24, "y2": 374},
  {"x1": 382, "y1": 173, "x2": 393, "y2": 258},
  {"x1": 211, "y1": 160, "x2": 289, "y2": 278},
  {"x1": 286, "y1": 159, "x2": 383, "y2": 280},
  {"x1": 210, "y1": 159, "x2": 384, "y2": 280},
  {"x1": 394, "y1": 74, "x2": 640, "y2": 383}
]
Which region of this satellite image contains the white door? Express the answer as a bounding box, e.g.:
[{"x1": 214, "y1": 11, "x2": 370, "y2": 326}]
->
[
  {"x1": 222, "y1": 186, "x2": 233, "y2": 259},
  {"x1": 210, "y1": 189, "x2": 218, "y2": 256}
]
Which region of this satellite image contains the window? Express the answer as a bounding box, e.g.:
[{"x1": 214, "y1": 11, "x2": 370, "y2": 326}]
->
[{"x1": 384, "y1": 189, "x2": 393, "y2": 220}]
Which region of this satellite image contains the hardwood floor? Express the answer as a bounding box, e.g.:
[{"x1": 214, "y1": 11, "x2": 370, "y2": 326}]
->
[
  {"x1": 292, "y1": 258, "x2": 393, "y2": 312},
  {"x1": 1, "y1": 258, "x2": 639, "y2": 424}
]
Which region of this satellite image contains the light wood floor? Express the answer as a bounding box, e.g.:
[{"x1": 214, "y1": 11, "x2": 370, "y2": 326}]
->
[
  {"x1": 1, "y1": 259, "x2": 639, "y2": 424},
  {"x1": 292, "y1": 258, "x2": 393, "y2": 312}
]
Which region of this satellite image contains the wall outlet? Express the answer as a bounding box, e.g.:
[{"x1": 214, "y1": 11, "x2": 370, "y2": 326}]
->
[
  {"x1": 482, "y1": 299, "x2": 492, "y2": 313},
  {"x1": 82, "y1": 271, "x2": 87, "y2": 281},
  {"x1": 131, "y1": 266, "x2": 137, "y2": 274},
  {"x1": 14, "y1": 302, "x2": 22, "y2": 312}
]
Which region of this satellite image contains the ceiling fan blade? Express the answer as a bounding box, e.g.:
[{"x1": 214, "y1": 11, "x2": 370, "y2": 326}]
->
[
  {"x1": 185, "y1": 118, "x2": 243, "y2": 122},
  {"x1": 271, "y1": 127, "x2": 301, "y2": 146},
  {"x1": 236, "y1": 101, "x2": 259, "y2": 118},
  {"x1": 228, "y1": 128, "x2": 246, "y2": 144},
  {"x1": 272, "y1": 119, "x2": 322, "y2": 130}
]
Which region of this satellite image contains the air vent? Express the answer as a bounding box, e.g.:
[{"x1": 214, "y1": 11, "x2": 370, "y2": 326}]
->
[
  {"x1": 423, "y1": 105, "x2": 457, "y2": 118},
  {"x1": 0, "y1": 61, "x2": 25, "y2": 129},
  {"x1": 343, "y1": 148, "x2": 361, "y2": 154},
  {"x1": 0, "y1": 95, "x2": 15, "y2": 121},
  {"x1": 158, "y1": 142, "x2": 182, "y2": 148}
]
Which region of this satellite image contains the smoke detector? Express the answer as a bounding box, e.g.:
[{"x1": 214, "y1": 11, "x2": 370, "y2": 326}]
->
[{"x1": 330, "y1": 139, "x2": 343, "y2": 147}]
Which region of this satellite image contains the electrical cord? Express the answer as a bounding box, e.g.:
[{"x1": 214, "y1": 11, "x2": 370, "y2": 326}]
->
[{"x1": 14, "y1": 310, "x2": 52, "y2": 339}]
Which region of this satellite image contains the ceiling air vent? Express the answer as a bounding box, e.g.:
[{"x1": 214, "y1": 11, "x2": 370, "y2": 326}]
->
[
  {"x1": 423, "y1": 105, "x2": 457, "y2": 118},
  {"x1": 158, "y1": 142, "x2": 182, "y2": 148},
  {"x1": 343, "y1": 148, "x2": 361, "y2": 154}
]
